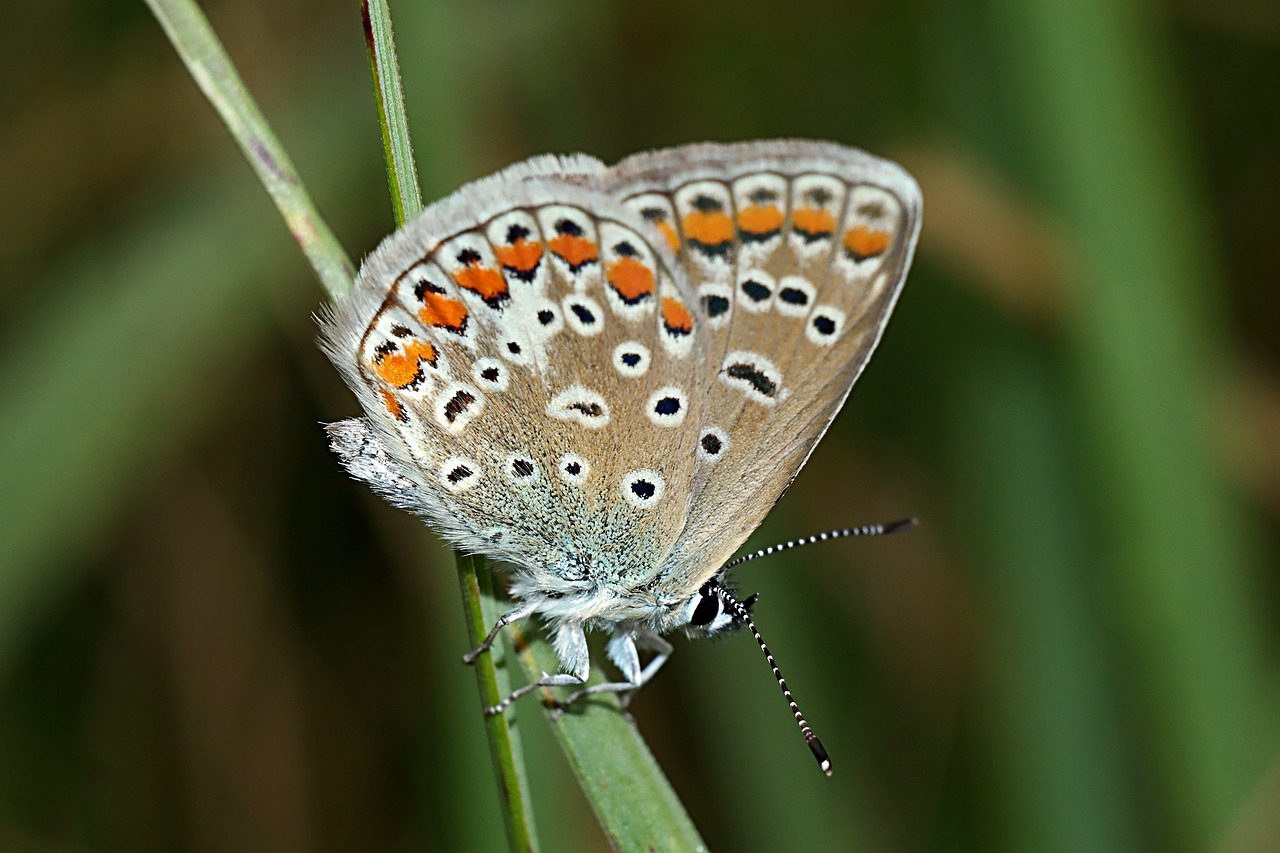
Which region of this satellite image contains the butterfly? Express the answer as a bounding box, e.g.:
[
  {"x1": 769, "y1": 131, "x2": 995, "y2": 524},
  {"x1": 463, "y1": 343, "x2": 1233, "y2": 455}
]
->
[{"x1": 321, "y1": 140, "x2": 921, "y2": 774}]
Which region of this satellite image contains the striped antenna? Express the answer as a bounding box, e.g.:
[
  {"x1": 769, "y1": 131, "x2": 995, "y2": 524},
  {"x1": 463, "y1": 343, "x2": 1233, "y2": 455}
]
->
[
  {"x1": 717, "y1": 584, "x2": 833, "y2": 776},
  {"x1": 715, "y1": 517, "x2": 917, "y2": 774},
  {"x1": 721, "y1": 517, "x2": 917, "y2": 572}
]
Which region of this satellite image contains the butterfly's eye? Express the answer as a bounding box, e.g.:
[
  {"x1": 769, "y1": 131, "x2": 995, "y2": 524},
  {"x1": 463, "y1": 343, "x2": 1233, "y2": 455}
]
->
[
  {"x1": 688, "y1": 589, "x2": 721, "y2": 627},
  {"x1": 684, "y1": 581, "x2": 742, "y2": 635}
]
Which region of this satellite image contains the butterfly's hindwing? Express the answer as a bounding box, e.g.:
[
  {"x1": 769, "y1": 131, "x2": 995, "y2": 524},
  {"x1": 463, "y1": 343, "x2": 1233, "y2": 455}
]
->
[{"x1": 324, "y1": 177, "x2": 712, "y2": 597}]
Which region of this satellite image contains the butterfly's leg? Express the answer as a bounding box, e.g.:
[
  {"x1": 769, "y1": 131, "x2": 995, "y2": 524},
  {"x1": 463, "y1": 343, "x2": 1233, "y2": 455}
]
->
[
  {"x1": 620, "y1": 630, "x2": 674, "y2": 707},
  {"x1": 483, "y1": 622, "x2": 588, "y2": 715},
  {"x1": 560, "y1": 630, "x2": 674, "y2": 708},
  {"x1": 462, "y1": 598, "x2": 541, "y2": 665}
]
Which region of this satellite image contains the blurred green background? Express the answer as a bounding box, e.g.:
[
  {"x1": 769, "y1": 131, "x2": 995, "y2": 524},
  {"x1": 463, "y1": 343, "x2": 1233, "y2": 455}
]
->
[{"x1": 3, "y1": 0, "x2": 1279, "y2": 850}]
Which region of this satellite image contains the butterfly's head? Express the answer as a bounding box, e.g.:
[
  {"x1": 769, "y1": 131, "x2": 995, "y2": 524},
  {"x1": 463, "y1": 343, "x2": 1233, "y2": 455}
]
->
[{"x1": 680, "y1": 577, "x2": 758, "y2": 638}]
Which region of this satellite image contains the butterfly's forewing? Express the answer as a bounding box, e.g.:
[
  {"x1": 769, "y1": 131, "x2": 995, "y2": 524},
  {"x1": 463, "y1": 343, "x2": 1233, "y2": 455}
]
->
[
  {"x1": 322, "y1": 163, "x2": 711, "y2": 591},
  {"x1": 604, "y1": 142, "x2": 922, "y2": 593}
]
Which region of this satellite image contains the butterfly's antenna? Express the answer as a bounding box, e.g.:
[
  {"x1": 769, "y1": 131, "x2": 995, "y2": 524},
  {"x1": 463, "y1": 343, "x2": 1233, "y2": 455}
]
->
[
  {"x1": 721, "y1": 517, "x2": 917, "y2": 572},
  {"x1": 717, "y1": 585, "x2": 833, "y2": 776}
]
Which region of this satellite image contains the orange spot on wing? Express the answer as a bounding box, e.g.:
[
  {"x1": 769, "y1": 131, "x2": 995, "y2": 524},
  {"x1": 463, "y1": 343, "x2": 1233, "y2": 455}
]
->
[
  {"x1": 547, "y1": 235, "x2": 599, "y2": 269},
  {"x1": 682, "y1": 210, "x2": 734, "y2": 247},
  {"x1": 380, "y1": 388, "x2": 408, "y2": 422},
  {"x1": 418, "y1": 291, "x2": 468, "y2": 331},
  {"x1": 452, "y1": 262, "x2": 509, "y2": 303},
  {"x1": 606, "y1": 256, "x2": 655, "y2": 303},
  {"x1": 792, "y1": 207, "x2": 835, "y2": 237},
  {"x1": 373, "y1": 339, "x2": 437, "y2": 389},
  {"x1": 843, "y1": 225, "x2": 891, "y2": 260},
  {"x1": 661, "y1": 297, "x2": 693, "y2": 335},
  {"x1": 494, "y1": 238, "x2": 543, "y2": 274},
  {"x1": 737, "y1": 204, "x2": 784, "y2": 236},
  {"x1": 655, "y1": 220, "x2": 680, "y2": 253}
]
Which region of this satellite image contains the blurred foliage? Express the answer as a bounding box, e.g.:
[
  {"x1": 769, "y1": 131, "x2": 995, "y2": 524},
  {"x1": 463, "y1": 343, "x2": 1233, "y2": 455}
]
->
[{"x1": 2, "y1": 0, "x2": 1279, "y2": 851}]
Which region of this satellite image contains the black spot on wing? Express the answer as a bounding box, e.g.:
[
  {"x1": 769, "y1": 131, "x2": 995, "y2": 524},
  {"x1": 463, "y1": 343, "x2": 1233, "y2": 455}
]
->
[{"x1": 725, "y1": 362, "x2": 776, "y2": 397}]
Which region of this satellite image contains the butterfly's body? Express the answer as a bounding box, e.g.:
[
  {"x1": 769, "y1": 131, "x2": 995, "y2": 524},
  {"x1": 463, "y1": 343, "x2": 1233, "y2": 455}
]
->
[{"x1": 323, "y1": 141, "x2": 921, "y2": 748}]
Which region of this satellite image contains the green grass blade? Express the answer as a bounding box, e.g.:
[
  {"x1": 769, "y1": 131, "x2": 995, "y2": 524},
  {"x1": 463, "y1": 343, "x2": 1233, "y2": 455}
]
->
[
  {"x1": 360, "y1": 4, "x2": 541, "y2": 848},
  {"x1": 362, "y1": 0, "x2": 424, "y2": 223},
  {"x1": 144, "y1": 0, "x2": 354, "y2": 299},
  {"x1": 457, "y1": 557, "x2": 542, "y2": 853}
]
